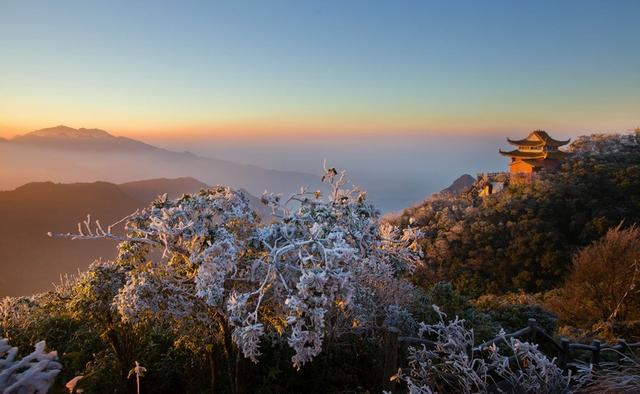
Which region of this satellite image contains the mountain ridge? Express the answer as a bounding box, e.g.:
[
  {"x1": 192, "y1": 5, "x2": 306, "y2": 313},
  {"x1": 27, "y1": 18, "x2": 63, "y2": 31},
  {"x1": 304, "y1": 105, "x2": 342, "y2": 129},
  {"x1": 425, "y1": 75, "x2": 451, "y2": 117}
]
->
[
  {"x1": 23, "y1": 125, "x2": 113, "y2": 139},
  {"x1": 10, "y1": 125, "x2": 159, "y2": 152},
  {"x1": 0, "y1": 125, "x2": 320, "y2": 196}
]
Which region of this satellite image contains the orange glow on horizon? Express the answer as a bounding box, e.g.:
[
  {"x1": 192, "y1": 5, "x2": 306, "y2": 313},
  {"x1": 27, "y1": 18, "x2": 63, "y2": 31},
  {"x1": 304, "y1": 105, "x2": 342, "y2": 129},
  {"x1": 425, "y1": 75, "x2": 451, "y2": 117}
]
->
[{"x1": 0, "y1": 116, "x2": 582, "y2": 141}]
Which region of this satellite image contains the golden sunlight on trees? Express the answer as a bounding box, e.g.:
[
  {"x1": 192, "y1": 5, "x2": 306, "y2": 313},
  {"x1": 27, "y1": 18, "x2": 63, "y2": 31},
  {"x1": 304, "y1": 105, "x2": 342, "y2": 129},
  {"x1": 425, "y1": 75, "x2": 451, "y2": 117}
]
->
[{"x1": 547, "y1": 224, "x2": 640, "y2": 337}]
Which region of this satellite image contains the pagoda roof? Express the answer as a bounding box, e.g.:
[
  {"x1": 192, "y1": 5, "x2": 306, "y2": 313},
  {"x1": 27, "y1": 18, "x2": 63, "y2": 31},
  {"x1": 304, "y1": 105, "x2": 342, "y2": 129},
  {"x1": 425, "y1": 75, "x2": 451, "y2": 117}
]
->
[
  {"x1": 499, "y1": 149, "x2": 546, "y2": 159},
  {"x1": 500, "y1": 149, "x2": 568, "y2": 160},
  {"x1": 507, "y1": 139, "x2": 544, "y2": 147},
  {"x1": 507, "y1": 130, "x2": 570, "y2": 147}
]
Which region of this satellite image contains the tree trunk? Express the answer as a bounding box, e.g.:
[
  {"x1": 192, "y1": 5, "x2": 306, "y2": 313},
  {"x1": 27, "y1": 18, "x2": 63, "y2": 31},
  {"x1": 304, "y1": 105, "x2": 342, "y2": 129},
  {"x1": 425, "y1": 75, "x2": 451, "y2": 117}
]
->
[
  {"x1": 219, "y1": 321, "x2": 237, "y2": 394},
  {"x1": 207, "y1": 347, "x2": 217, "y2": 393}
]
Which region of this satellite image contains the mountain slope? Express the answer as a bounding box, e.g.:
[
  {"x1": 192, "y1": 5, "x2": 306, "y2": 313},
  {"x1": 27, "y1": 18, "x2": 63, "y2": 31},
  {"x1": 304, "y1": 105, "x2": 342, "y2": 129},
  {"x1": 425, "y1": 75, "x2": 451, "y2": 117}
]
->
[
  {"x1": 0, "y1": 182, "x2": 140, "y2": 297},
  {"x1": 1, "y1": 126, "x2": 320, "y2": 195},
  {"x1": 0, "y1": 178, "x2": 269, "y2": 297},
  {"x1": 439, "y1": 174, "x2": 476, "y2": 196}
]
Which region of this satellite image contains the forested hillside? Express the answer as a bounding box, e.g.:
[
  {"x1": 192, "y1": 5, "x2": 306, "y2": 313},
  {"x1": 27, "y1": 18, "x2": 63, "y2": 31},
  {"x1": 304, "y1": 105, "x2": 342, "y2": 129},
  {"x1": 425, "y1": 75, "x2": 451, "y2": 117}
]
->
[{"x1": 392, "y1": 131, "x2": 640, "y2": 296}]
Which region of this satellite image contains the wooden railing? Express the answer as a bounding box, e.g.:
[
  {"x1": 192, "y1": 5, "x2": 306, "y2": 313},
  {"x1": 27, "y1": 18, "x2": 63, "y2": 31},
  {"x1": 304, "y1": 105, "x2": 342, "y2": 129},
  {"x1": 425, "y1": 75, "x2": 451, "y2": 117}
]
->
[
  {"x1": 381, "y1": 318, "x2": 640, "y2": 392},
  {"x1": 477, "y1": 172, "x2": 508, "y2": 179}
]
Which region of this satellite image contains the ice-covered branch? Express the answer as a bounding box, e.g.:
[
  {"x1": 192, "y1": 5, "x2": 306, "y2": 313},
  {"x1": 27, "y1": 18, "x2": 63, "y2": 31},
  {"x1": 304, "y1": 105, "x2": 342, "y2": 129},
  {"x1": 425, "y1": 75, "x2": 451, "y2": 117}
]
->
[
  {"x1": 0, "y1": 338, "x2": 62, "y2": 393},
  {"x1": 48, "y1": 211, "x2": 159, "y2": 246}
]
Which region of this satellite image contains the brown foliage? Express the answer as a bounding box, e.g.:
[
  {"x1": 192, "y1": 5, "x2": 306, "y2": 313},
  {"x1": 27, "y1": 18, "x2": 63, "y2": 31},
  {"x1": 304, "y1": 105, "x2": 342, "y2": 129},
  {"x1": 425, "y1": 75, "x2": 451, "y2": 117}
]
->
[{"x1": 546, "y1": 224, "x2": 640, "y2": 335}]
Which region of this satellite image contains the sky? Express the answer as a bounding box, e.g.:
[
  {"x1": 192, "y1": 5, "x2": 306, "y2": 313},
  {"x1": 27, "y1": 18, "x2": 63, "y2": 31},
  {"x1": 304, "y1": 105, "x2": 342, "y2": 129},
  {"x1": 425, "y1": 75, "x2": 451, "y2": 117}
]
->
[
  {"x1": 1, "y1": 1, "x2": 639, "y2": 210},
  {"x1": 1, "y1": 0, "x2": 639, "y2": 138}
]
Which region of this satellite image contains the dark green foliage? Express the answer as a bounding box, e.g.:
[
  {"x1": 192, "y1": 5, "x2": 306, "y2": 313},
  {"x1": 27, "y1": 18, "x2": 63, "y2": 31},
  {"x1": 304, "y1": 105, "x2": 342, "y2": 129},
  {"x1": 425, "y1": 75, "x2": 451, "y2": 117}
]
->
[
  {"x1": 475, "y1": 293, "x2": 556, "y2": 335},
  {"x1": 412, "y1": 282, "x2": 501, "y2": 343},
  {"x1": 0, "y1": 295, "x2": 390, "y2": 393},
  {"x1": 1, "y1": 279, "x2": 506, "y2": 393},
  {"x1": 238, "y1": 335, "x2": 382, "y2": 393}
]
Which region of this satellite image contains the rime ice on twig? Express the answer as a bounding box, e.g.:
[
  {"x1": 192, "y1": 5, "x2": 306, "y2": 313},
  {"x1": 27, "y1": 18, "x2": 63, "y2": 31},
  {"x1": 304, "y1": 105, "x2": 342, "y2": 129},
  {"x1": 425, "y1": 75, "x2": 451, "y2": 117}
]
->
[{"x1": 48, "y1": 211, "x2": 158, "y2": 245}]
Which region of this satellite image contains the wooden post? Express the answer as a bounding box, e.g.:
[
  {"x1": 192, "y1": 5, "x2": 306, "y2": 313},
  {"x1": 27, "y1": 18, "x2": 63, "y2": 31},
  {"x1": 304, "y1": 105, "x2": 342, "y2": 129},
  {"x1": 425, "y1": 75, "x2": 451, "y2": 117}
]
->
[
  {"x1": 382, "y1": 328, "x2": 400, "y2": 393},
  {"x1": 559, "y1": 338, "x2": 570, "y2": 370},
  {"x1": 527, "y1": 318, "x2": 538, "y2": 343},
  {"x1": 591, "y1": 340, "x2": 601, "y2": 366},
  {"x1": 207, "y1": 346, "x2": 217, "y2": 392}
]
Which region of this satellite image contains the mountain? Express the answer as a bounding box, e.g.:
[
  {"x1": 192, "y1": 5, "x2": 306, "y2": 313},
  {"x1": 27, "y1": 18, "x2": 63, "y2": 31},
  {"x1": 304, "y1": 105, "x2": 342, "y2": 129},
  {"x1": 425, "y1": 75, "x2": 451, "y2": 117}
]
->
[
  {"x1": 0, "y1": 178, "x2": 269, "y2": 297},
  {"x1": 23, "y1": 125, "x2": 112, "y2": 138},
  {"x1": 0, "y1": 181, "x2": 139, "y2": 297},
  {"x1": 439, "y1": 174, "x2": 476, "y2": 196},
  {"x1": 0, "y1": 126, "x2": 320, "y2": 196},
  {"x1": 11, "y1": 125, "x2": 155, "y2": 151}
]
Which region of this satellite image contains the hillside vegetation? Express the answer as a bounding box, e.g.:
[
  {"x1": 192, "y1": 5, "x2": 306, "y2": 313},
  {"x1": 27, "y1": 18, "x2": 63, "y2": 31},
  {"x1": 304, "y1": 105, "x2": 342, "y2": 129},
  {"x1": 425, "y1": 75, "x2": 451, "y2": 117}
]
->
[{"x1": 393, "y1": 131, "x2": 640, "y2": 296}]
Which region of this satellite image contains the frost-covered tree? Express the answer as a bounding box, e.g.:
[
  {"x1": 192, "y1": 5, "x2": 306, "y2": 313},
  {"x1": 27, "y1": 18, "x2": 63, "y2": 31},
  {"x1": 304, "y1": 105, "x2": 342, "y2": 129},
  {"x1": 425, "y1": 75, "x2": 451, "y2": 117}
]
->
[
  {"x1": 52, "y1": 166, "x2": 422, "y2": 370},
  {"x1": 568, "y1": 130, "x2": 640, "y2": 156}
]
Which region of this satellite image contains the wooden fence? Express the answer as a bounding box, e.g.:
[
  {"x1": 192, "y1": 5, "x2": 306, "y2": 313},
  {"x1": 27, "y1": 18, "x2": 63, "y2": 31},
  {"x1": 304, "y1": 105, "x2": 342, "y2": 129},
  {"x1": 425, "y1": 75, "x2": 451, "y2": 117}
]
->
[{"x1": 382, "y1": 318, "x2": 640, "y2": 392}]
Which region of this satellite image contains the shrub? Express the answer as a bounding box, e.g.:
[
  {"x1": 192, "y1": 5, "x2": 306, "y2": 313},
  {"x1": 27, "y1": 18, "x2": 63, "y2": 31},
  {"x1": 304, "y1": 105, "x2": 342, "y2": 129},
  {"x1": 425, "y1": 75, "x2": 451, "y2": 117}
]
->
[
  {"x1": 393, "y1": 306, "x2": 569, "y2": 394},
  {"x1": 475, "y1": 292, "x2": 557, "y2": 334},
  {"x1": 546, "y1": 224, "x2": 640, "y2": 339},
  {"x1": 574, "y1": 354, "x2": 640, "y2": 393}
]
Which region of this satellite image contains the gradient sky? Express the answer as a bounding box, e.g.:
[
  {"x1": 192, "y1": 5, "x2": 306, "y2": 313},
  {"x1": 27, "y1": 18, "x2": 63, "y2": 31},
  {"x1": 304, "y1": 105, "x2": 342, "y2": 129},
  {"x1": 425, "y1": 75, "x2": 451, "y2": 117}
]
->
[{"x1": 1, "y1": 0, "x2": 639, "y2": 138}]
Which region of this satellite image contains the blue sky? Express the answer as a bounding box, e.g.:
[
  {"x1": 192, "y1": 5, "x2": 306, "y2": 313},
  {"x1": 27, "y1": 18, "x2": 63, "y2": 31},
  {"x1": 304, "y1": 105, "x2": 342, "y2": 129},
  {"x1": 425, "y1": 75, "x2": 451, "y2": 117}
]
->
[{"x1": 1, "y1": 0, "x2": 639, "y2": 136}]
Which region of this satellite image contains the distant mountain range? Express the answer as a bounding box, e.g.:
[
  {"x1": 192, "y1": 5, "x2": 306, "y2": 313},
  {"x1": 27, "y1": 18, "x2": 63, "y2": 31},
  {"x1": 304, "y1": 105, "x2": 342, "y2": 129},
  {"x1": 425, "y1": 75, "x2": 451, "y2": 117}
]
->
[
  {"x1": 0, "y1": 125, "x2": 320, "y2": 195},
  {"x1": 0, "y1": 177, "x2": 271, "y2": 297}
]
